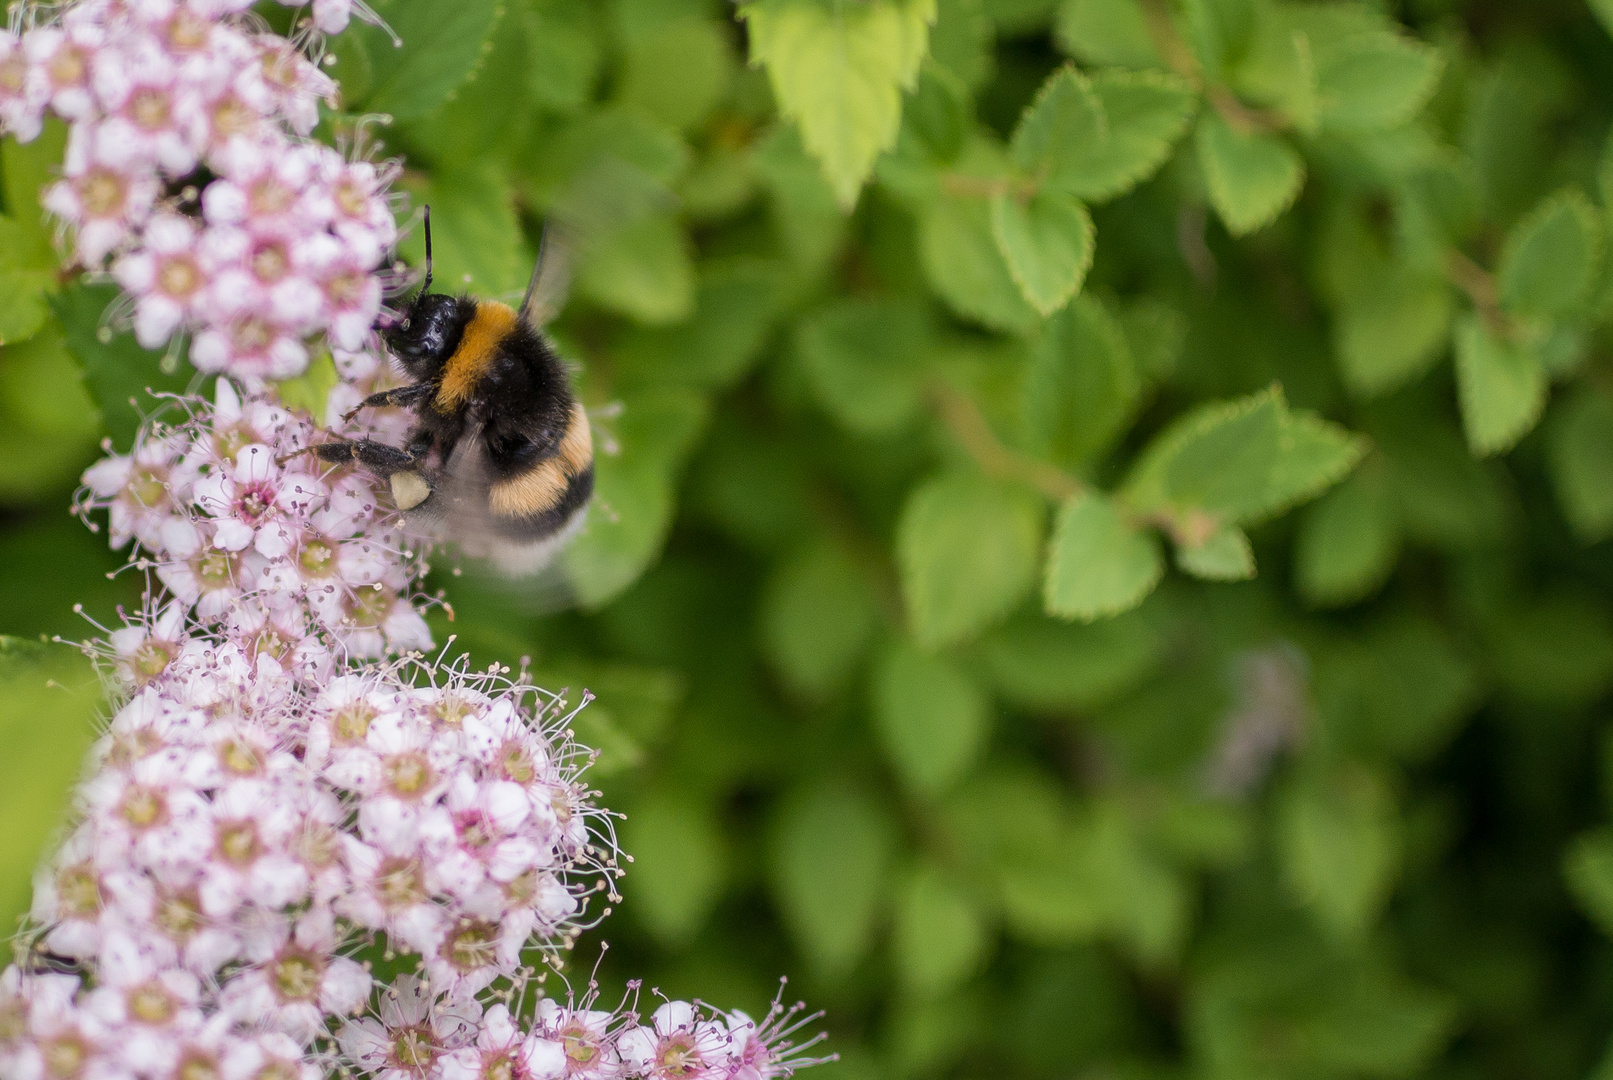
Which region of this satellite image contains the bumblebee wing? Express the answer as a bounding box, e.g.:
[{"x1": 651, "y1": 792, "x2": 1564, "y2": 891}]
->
[
  {"x1": 518, "y1": 220, "x2": 575, "y2": 330},
  {"x1": 426, "y1": 424, "x2": 585, "y2": 613}
]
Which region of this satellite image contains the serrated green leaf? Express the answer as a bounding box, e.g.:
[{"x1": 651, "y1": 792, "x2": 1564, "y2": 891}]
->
[
  {"x1": 1054, "y1": 0, "x2": 1162, "y2": 68},
  {"x1": 893, "y1": 864, "x2": 987, "y2": 996},
  {"x1": 873, "y1": 642, "x2": 992, "y2": 795},
  {"x1": 761, "y1": 543, "x2": 879, "y2": 700},
  {"x1": 563, "y1": 391, "x2": 709, "y2": 608},
  {"x1": 1548, "y1": 389, "x2": 1613, "y2": 543},
  {"x1": 741, "y1": 0, "x2": 937, "y2": 208},
  {"x1": 1044, "y1": 490, "x2": 1163, "y2": 621},
  {"x1": 918, "y1": 190, "x2": 1043, "y2": 334},
  {"x1": 1315, "y1": 31, "x2": 1442, "y2": 133},
  {"x1": 1293, "y1": 459, "x2": 1400, "y2": 608},
  {"x1": 980, "y1": 607, "x2": 1164, "y2": 711},
  {"x1": 1175, "y1": 523, "x2": 1254, "y2": 581},
  {"x1": 1012, "y1": 67, "x2": 1197, "y2": 203},
  {"x1": 1497, "y1": 189, "x2": 1603, "y2": 321},
  {"x1": 0, "y1": 323, "x2": 104, "y2": 504},
  {"x1": 2, "y1": 121, "x2": 66, "y2": 269},
  {"x1": 770, "y1": 781, "x2": 896, "y2": 978},
  {"x1": 397, "y1": 162, "x2": 524, "y2": 298},
  {"x1": 1196, "y1": 112, "x2": 1305, "y2": 235},
  {"x1": 54, "y1": 282, "x2": 197, "y2": 452},
  {"x1": 575, "y1": 212, "x2": 696, "y2": 325},
  {"x1": 1453, "y1": 314, "x2": 1546, "y2": 457},
  {"x1": 0, "y1": 266, "x2": 54, "y2": 346},
  {"x1": 1334, "y1": 272, "x2": 1454, "y2": 398},
  {"x1": 0, "y1": 638, "x2": 102, "y2": 932},
  {"x1": 896, "y1": 473, "x2": 1045, "y2": 648},
  {"x1": 1277, "y1": 762, "x2": 1402, "y2": 941},
  {"x1": 356, "y1": 0, "x2": 505, "y2": 122},
  {"x1": 526, "y1": 1, "x2": 601, "y2": 112},
  {"x1": 1021, "y1": 294, "x2": 1140, "y2": 467},
  {"x1": 795, "y1": 298, "x2": 931, "y2": 433},
  {"x1": 989, "y1": 190, "x2": 1094, "y2": 316},
  {"x1": 1123, "y1": 387, "x2": 1365, "y2": 525},
  {"x1": 620, "y1": 788, "x2": 727, "y2": 946}
]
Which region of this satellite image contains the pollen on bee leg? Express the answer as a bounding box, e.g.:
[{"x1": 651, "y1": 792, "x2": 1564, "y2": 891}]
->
[{"x1": 391, "y1": 470, "x2": 431, "y2": 510}]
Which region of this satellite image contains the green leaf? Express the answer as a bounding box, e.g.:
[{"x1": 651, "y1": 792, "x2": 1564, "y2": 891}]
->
[
  {"x1": 795, "y1": 298, "x2": 930, "y2": 433},
  {"x1": 1195, "y1": 112, "x2": 1305, "y2": 235},
  {"x1": 741, "y1": 0, "x2": 938, "y2": 208},
  {"x1": 1123, "y1": 386, "x2": 1366, "y2": 525},
  {"x1": 1314, "y1": 31, "x2": 1443, "y2": 133},
  {"x1": 1484, "y1": 591, "x2": 1613, "y2": 709},
  {"x1": 892, "y1": 864, "x2": 988, "y2": 996},
  {"x1": 271, "y1": 350, "x2": 339, "y2": 422},
  {"x1": 620, "y1": 788, "x2": 727, "y2": 946},
  {"x1": 355, "y1": 0, "x2": 506, "y2": 121},
  {"x1": 1453, "y1": 314, "x2": 1546, "y2": 457},
  {"x1": 872, "y1": 642, "x2": 992, "y2": 795},
  {"x1": 1293, "y1": 459, "x2": 1400, "y2": 608},
  {"x1": 989, "y1": 190, "x2": 1094, "y2": 316},
  {"x1": 918, "y1": 190, "x2": 1043, "y2": 334},
  {"x1": 770, "y1": 781, "x2": 896, "y2": 978},
  {"x1": 54, "y1": 283, "x2": 196, "y2": 452},
  {"x1": 1277, "y1": 762, "x2": 1402, "y2": 941},
  {"x1": 2, "y1": 121, "x2": 66, "y2": 268},
  {"x1": 525, "y1": 1, "x2": 601, "y2": 112},
  {"x1": 1566, "y1": 828, "x2": 1613, "y2": 937},
  {"x1": 1044, "y1": 491, "x2": 1164, "y2": 621},
  {"x1": 980, "y1": 607, "x2": 1164, "y2": 712},
  {"x1": 896, "y1": 473, "x2": 1045, "y2": 649},
  {"x1": 1594, "y1": 0, "x2": 1613, "y2": 39},
  {"x1": 0, "y1": 263, "x2": 52, "y2": 345},
  {"x1": 753, "y1": 125, "x2": 848, "y2": 274},
  {"x1": 0, "y1": 322, "x2": 104, "y2": 504},
  {"x1": 761, "y1": 543, "x2": 880, "y2": 700},
  {"x1": 397, "y1": 162, "x2": 525, "y2": 297},
  {"x1": 617, "y1": 17, "x2": 735, "y2": 132},
  {"x1": 575, "y1": 212, "x2": 696, "y2": 325},
  {"x1": 1054, "y1": 0, "x2": 1162, "y2": 69},
  {"x1": 1548, "y1": 389, "x2": 1613, "y2": 543},
  {"x1": 616, "y1": 260, "x2": 787, "y2": 392},
  {"x1": 563, "y1": 390, "x2": 709, "y2": 608},
  {"x1": 1021, "y1": 294, "x2": 1140, "y2": 467},
  {"x1": 1334, "y1": 272, "x2": 1454, "y2": 398},
  {"x1": 1496, "y1": 189, "x2": 1603, "y2": 322},
  {"x1": 1175, "y1": 524, "x2": 1254, "y2": 581},
  {"x1": 0, "y1": 638, "x2": 102, "y2": 932},
  {"x1": 1012, "y1": 67, "x2": 1197, "y2": 203}
]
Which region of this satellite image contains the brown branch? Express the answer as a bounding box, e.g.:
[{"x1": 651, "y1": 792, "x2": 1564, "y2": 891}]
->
[
  {"x1": 1445, "y1": 250, "x2": 1509, "y2": 338},
  {"x1": 931, "y1": 384, "x2": 1085, "y2": 502},
  {"x1": 940, "y1": 172, "x2": 1042, "y2": 202},
  {"x1": 1137, "y1": 0, "x2": 1285, "y2": 135}
]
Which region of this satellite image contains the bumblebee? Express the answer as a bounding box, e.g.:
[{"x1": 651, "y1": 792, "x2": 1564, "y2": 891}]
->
[{"x1": 310, "y1": 209, "x2": 594, "y2": 576}]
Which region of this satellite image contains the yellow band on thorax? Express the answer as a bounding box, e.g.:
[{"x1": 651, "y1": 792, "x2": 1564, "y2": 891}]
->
[{"x1": 436, "y1": 301, "x2": 518, "y2": 409}]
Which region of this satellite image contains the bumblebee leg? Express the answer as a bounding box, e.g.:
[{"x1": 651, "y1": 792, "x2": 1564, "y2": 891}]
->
[
  {"x1": 342, "y1": 382, "x2": 433, "y2": 421},
  {"x1": 310, "y1": 437, "x2": 425, "y2": 477}
]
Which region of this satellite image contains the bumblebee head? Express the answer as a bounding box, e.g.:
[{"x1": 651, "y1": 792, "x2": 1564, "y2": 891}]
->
[{"x1": 384, "y1": 291, "x2": 463, "y2": 376}]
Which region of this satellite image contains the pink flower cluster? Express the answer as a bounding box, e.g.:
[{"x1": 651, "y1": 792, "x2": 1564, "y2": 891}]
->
[
  {"x1": 79, "y1": 380, "x2": 427, "y2": 662},
  {"x1": 0, "y1": 642, "x2": 628, "y2": 1078},
  {"x1": 1, "y1": 0, "x2": 396, "y2": 382}
]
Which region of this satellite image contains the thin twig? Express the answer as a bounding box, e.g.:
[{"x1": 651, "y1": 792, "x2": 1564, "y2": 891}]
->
[{"x1": 931, "y1": 384, "x2": 1085, "y2": 502}]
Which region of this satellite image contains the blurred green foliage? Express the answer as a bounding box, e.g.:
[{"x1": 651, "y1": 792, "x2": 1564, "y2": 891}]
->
[{"x1": 8, "y1": 0, "x2": 1613, "y2": 1076}]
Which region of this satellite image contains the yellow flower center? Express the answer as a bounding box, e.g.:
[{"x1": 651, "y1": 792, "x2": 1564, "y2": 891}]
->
[
  {"x1": 130, "y1": 87, "x2": 170, "y2": 130},
  {"x1": 216, "y1": 820, "x2": 261, "y2": 866},
  {"x1": 43, "y1": 1034, "x2": 87, "y2": 1079},
  {"x1": 443, "y1": 920, "x2": 498, "y2": 971},
  {"x1": 128, "y1": 981, "x2": 176, "y2": 1024},
  {"x1": 119, "y1": 784, "x2": 166, "y2": 828},
  {"x1": 300, "y1": 538, "x2": 335, "y2": 577},
  {"x1": 220, "y1": 738, "x2": 263, "y2": 775},
  {"x1": 376, "y1": 856, "x2": 427, "y2": 908},
  {"x1": 155, "y1": 890, "x2": 203, "y2": 940},
  {"x1": 56, "y1": 865, "x2": 100, "y2": 918},
  {"x1": 332, "y1": 700, "x2": 373, "y2": 742},
  {"x1": 80, "y1": 169, "x2": 126, "y2": 217},
  {"x1": 0, "y1": 53, "x2": 28, "y2": 92},
  {"x1": 196, "y1": 549, "x2": 236, "y2": 589},
  {"x1": 251, "y1": 243, "x2": 289, "y2": 283},
  {"x1": 158, "y1": 256, "x2": 200, "y2": 299},
  {"x1": 48, "y1": 46, "x2": 84, "y2": 86},
  {"x1": 384, "y1": 752, "x2": 432, "y2": 797},
  {"x1": 272, "y1": 951, "x2": 322, "y2": 1002}
]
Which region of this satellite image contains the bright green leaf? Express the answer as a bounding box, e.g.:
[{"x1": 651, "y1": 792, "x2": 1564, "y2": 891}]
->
[
  {"x1": 1054, "y1": 0, "x2": 1162, "y2": 68},
  {"x1": 892, "y1": 864, "x2": 988, "y2": 996},
  {"x1": 771, "y1": 781, "x2": 897, "y2": 978},
  {"x1": 1566, "y1": 828, "x2": 1613, "y2": 938},
  {"x1": 1277, "y1": 762, "x2": 1402, "y2": 941},
  {"x1": 897, "y1": 473, "x2": 1045, "y2": 649},
  {"x1": 1044, "y1": 490, "x2": 1164, "y2": 621},
  {"x1": 1021, "y1": 294, "x2": 1140, "y2": 467},
  {"x1": 356, "y1": 0, "x2": 506, "y2": 121},
  {"x1": 761, "y1": 543, "x2": 880, "y2": 699},
  {"x1": 873, "y1": 642, "x2": 992, "y2": 795},
  {"x1": 989, "y1": 190, "x2": 1094, "y2": 316},
  {"x1": 397, "y1": 162, "x2": 525, "y2": 297},
  {"x1": 741, "y1": 0, "x2": 938, "y2": 208},
  {"x1": 1497, "y1": 189, "x2": 1603, "y2": 321},
  {"x1": 1453, "y1": 314, "x2": 1546, "y2": 457},
  {"x1": 796, "y1": 299, "x2": 931, "y2": 432},
  {"x1": 1334, "y1": 272, "x2": 1454, "y2": 398},
  {"x1": 1293, "y1": 459, "x2": 1400, "y2": 608},
  {"x1": 1315, "y1": 31, "x2": 1443, "y2": 133},
  {"x1": 918, "y1": 190, "x2": 1043, "y2": 334},
  {"x1": 1175, "y1": 524, "x2": 1255, "y2": 581},
  {"x1": 980, "y1": 607, "x2": 1164, "y2": 712},
  {"x1": 620, "y1": 788, "x2": 727, "y2": 946},
  {"x1": 1195, "y1": 112, "x2": 1305, "y2": 236}
]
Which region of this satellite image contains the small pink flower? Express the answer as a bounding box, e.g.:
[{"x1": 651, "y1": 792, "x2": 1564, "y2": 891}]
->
[
  {"x1": 218, "y1": 909, "x2": 370, "y2": 1042},
  {"x1": 531, "y1": 1000, "x2": 623, "y2": 1080},
  {"x1": 90, "y1": 38, "x2": 208, "y2": 175},
  {"x1": 46, "y1": 127, "x2": 162, "y2": 263},
  {"x1": 114, "y1": 213, "x2": 210, "y2": 347},
  {"x1": 81, "y1": 430, "x2": 189, "y2": 550},
  {"x1": 439, "y1": 1004, "x2": 565, "y2": 1080},
  {"x1": 336, "y1": 976, "x2": 480, "y2": 1080},
  {"x1": 616, "y1": 1003, "x2": 732, "y2": 1080},
  {"x1": 0, "y1": 31, "x2": 49, "y2": 141}
]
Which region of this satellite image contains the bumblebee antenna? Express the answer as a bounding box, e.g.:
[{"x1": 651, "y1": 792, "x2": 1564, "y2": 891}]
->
[{"x1": 420, "y1": 204, "x2": 433, "y2": 296}]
